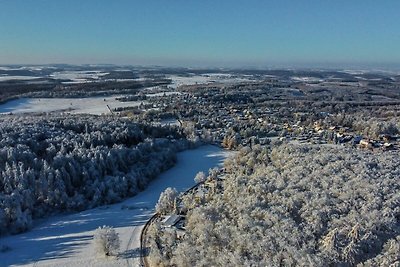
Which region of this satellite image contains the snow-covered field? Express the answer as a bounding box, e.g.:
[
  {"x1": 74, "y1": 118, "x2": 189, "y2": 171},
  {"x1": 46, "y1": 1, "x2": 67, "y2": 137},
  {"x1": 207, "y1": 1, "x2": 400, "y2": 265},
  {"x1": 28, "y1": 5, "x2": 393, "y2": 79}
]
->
[
  {"x1": 49, "y1": 71, "x2": 110, "y2": 83},
  {"x1": 146, "y1": 91, "x2": 181, "y2": 97},
  {"x1": 291, "y1": 76, "x2": 322, "y2": 82},
  {"x1": 0, "y1": 96, "x2": 145, "y2": 115},
  {"x1": 0, "y1": 145, "x2": 232, "y2": 267},
  {"x1": 157, "y1": 118, "x2": 180, "y2": 127},
  {"x1": 167, "y1": 75, "x2": 212, "y2": 88},
  {"x1": 0, "y1": 90, "x2": 182, "y2": 115},
  {"x1": 167, "y1": 74, "x2": 253, "y2": 88},
  {"x1": 0, "y1": 76, "x2": 41, "y2": 81}
]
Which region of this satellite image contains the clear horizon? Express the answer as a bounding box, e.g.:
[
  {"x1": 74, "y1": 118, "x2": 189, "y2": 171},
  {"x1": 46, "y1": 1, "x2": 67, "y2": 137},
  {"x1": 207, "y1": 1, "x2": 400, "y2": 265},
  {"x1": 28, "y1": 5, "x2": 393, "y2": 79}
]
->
[
  {"x1": 1, "y1": 63, "x2": 400, "y2": 72},
  {"x1": 1, "y1": 0, "x2": 399, "y2": 69}
]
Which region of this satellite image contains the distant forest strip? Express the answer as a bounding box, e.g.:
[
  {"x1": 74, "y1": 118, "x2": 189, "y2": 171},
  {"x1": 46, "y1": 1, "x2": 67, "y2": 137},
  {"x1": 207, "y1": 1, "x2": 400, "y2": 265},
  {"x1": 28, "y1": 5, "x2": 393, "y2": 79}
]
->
[
  {"x1": 148, "y1": 144, "x2": 400, "y2": 267},
  {"x1": 0, "y1": 78, "x2": 170, "y2": 103},
  {"x1": 0, "y1": 115, "x2": 191, "y2": 235}
]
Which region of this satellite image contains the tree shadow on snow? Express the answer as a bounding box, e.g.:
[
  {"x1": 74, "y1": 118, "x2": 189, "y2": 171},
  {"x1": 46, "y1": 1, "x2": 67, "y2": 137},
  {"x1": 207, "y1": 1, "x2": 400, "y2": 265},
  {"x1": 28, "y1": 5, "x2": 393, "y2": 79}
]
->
[
  {"x1": 0, "y1": 234, "x2": 93, "y2": 267},
  {"x1": 0, "y1": 202, "x2": 151, "y2": 266},
  {"x1": 118, "y1": 247, "x2": 141, "y2": 259}
]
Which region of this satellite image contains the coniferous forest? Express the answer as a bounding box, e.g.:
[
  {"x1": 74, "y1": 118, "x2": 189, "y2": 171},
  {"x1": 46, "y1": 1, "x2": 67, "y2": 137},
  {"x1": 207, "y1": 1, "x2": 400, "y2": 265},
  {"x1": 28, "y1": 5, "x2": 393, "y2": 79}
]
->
[{"x1": 0, "y1": 115, "x2": 190, "y2": 235}]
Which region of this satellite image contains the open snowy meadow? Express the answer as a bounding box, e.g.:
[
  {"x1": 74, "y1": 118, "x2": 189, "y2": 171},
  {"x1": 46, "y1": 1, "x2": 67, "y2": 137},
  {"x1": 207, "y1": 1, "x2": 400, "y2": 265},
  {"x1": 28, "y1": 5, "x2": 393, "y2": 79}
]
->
[{"x1": 0, "y1": 96, "x2": 145, "y2": 115}]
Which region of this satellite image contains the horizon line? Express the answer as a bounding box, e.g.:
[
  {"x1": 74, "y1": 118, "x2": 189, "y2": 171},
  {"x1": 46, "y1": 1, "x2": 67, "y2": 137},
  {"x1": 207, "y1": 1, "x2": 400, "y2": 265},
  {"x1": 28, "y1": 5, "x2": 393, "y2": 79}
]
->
[{"x1": 1, "y1": 62, "x2": 400, "y2": 71}]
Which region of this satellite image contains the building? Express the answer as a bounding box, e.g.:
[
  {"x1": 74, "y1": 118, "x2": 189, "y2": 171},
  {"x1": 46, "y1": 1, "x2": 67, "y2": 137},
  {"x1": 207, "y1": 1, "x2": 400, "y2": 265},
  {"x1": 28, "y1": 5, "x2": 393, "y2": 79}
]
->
[{"x1": 162, "y1": 214, "x2": 183, "y2": 228}]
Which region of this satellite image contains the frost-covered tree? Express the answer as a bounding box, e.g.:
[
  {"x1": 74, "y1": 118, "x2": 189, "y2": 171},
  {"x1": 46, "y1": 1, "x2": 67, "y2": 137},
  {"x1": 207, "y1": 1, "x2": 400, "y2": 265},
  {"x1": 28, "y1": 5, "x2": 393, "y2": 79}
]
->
[
  {"x1": 194, "y1": 171, "x2": 206, "y2": 184},
  {"x1": 149, "y1": 144, "x2": 400, "y2": 266},
  {"x1": 93, "y1": 225, "x2": 120, "y2": 256},
  {"x1": 155, "y1": 187, "x2": 178, "y2": 215}
]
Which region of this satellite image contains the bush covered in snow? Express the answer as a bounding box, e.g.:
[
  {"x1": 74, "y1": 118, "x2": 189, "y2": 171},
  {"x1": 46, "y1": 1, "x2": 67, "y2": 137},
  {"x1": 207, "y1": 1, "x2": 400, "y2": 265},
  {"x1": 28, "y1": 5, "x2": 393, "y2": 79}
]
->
[
  {"x1": 93, "y1": 225, "x2": 120, "y2": 256},
  {"x1": 0, "y1": 114, "x2": 190, "y2": 235},
  {"x1": 149, "y1": 144, "x2": 400, "y2": 266},
  {"x1": 193, "y1": 171, "x2": 206, "y2": 184}
]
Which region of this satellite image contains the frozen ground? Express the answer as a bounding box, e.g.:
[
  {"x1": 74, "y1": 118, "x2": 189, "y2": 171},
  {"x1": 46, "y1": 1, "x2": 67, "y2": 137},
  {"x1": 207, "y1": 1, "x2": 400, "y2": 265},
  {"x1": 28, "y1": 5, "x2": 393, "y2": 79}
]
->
[
  {"x1": 0, "y1": 145, "x2": 232, "y2": 267},
  {"x1": 0, "y1": 96, "x2": 145, "y2": 115}
]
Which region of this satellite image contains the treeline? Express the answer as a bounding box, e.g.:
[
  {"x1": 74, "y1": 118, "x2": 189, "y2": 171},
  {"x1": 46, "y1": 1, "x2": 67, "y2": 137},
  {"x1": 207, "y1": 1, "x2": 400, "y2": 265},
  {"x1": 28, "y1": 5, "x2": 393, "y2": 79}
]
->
[
  {"x1": 0, "y1": 78, "x2": 170, "y2": 103},
  {"x1": 26, "y1": 79, "x2": 170, "y2": 98},
  {"x1": 149, "y1": 144, "x2": 400, "y2": 266},
  {"x1": 0, "y1": 82, "x2": 56, "y2": 104},
  {"x1": 0, "y1": 114, "x2": 191, "y2": 235}
]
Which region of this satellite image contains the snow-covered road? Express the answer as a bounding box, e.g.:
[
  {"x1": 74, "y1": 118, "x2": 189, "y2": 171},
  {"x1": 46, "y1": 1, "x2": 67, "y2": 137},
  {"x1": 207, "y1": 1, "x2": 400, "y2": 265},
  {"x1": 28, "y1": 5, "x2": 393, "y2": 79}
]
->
[{"x1": 0, "y1": 145, "x2": 231, "y2": 267}]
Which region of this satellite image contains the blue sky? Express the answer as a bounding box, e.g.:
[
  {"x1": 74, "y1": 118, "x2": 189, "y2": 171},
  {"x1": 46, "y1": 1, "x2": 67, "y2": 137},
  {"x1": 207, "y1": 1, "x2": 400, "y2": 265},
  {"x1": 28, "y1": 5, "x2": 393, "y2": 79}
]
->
[{"x1": 0, "y1": 0, "x2": 399, "y2": 68}]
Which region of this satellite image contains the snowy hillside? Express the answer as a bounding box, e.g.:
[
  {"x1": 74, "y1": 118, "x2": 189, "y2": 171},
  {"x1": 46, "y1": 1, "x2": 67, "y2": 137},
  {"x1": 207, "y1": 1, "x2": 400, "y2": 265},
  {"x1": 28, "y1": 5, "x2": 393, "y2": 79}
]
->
[{"x1": 0, "y1": 145, "x2": 231, "y2": 267}]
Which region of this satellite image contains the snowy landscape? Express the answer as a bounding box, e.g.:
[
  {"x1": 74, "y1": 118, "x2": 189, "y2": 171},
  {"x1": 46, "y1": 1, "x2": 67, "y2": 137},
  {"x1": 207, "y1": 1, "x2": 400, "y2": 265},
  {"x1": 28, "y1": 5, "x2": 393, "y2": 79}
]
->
[
  {"x1": 0, "y1": 65, "x2": 399, "y2": 267},
  {"x1": 1, "y1": 1, "x2": 400, "y2": 266},
  {"x1": 166, "y1": 74, "x2": 253, "y2": 89},
  {"x1": 0, "y1": 145, "x2": 231, "y2": 267},
  {"x1": 0, "y1": 96, "x2": 144, "y2": 115}
]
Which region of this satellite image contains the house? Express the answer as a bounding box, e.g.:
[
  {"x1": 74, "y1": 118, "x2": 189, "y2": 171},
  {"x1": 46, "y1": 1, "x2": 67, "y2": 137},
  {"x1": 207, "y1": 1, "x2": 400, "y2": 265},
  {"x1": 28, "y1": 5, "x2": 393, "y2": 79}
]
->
[
  {"x1": 259, "y1": 137, "x2": 270, "y2": 145},
  {"x1": 194, "y1": 187, "x2": 207, "y2": 203},
  {"x1": 163, "y1": 225, "x2": 186, "y2": 239},
  {"x1": 383, "y1": 143, "x2": 394, "y2": 151},
  {"x1": 342, "y1": 135, "x2": 353, "y2": 143},
  {"x1": 162, "y1": 214, "x2": 183, "y2": 228},
  {"x1": 380, "y1": 134, "x2": 394, "y2": 143},
  {"x1": 314, "y1": 125, "x2": 323, "y2": 132},
  {"x1": 204, "y1": 179, "x2": 217, "y2": 190},
  {"x1": 359, "y1": 139, "x2": 373, "y2": 149},
  {"x1": 353, "y1": 135, "x2": 362, "y2": 146}
]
